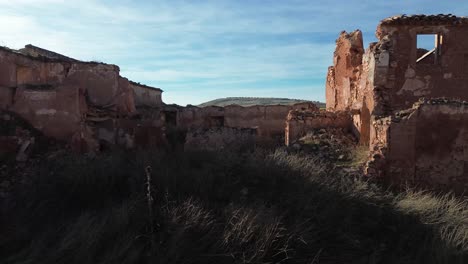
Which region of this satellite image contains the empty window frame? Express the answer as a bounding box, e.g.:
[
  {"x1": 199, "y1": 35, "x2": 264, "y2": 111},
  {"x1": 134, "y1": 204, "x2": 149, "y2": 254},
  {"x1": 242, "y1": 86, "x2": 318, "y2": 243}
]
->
[{"x1": 416, "y1": 34, "x2": 442, "y2": 64}]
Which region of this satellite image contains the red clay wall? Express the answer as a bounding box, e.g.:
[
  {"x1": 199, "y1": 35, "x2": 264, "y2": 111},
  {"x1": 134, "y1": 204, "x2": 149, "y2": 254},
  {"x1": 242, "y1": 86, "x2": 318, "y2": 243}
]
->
[
  {"x1": 325, "y1": 30, "x2": 374, "y2": 144},
  {"x1": 131, "y1": 83, "x2": 162, "y2": 107},
  {"x1": 0, "y1": 47, "x2": 140, "y2": 149},
  {"x1": 325, "y1": 16, "x2": 468, "y2": 192},
  {"x1": 285, "y1": 110, "x2": 353, "y2": 146},
  {"x1": 367, "y1": 99, "x2": 468, "y2": 192},
  {"x1": 177, "y1": 103, "x2": 317, "y2": 140},
  {"x1": 178, "y1": 106, "x2": 225, "y2": 129},
  {"x1": 225, "y1": 102, "x2": 316, "y2": 138},
  {"x1": 374, "y1": 23, "x2": 468, "y2": 114},
  {"x1": 326, "y1": 30, "x2": 364, "y2": 111},
  {"x1": 11, "y1": 84, "x2": 82, "y2": 141}
]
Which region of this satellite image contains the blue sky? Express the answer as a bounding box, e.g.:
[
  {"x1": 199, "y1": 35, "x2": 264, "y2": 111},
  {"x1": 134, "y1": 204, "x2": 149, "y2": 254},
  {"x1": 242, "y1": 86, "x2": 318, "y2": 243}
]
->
[{"x1": 0, "y1": 1, "x2": 466, "y2": 105}]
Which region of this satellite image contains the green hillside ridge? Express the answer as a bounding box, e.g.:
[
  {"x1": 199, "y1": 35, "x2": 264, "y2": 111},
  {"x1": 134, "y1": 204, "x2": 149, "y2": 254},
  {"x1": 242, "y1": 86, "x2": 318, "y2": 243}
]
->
[{"x1": 199, "y1": 97, "x2": 325, "y2": 108}]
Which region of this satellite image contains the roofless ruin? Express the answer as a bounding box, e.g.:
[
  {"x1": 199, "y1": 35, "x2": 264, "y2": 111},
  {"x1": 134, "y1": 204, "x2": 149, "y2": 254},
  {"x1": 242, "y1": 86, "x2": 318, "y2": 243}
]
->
[{"x1": 1, "y1": 14, "x2": 468, "y2": 192}]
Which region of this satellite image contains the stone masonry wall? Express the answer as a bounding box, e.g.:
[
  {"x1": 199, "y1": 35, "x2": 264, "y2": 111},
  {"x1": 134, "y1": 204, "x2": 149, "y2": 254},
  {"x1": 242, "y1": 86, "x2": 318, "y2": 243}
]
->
[
  {"x1": 324, "y1": 15, "x2": 468, "y2": 192},
  {"x1": 326, "y1": 30, "x2": 364, "y2": 111},
  {"x1": 374, "y1": 17, "x2": 468, "y2": 115},
  {"x1": 325, "y1": 30, "x2": 374, "y2": 144},
  {"x1": 177, "y1": 102, "x2": 317, "y2": 140},
  {"x1": 285, "y1": 110, "x2": 353, "y2": 146},
  {"x1": 130, "y1": 82, "x2": 163, "y2": 107},
  {"x1": 0, "y1": 46, "x2": 152, "y2": 152},
  {"x1": 367, "y1": 98, "x2": 468, "y2": 192}
]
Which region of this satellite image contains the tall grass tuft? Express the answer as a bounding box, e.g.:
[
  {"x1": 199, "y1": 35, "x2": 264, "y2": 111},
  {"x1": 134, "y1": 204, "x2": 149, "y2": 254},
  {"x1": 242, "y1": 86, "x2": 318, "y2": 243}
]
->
[{"x1": 0, "y1": 149, "x2": 466, "y2": 263}]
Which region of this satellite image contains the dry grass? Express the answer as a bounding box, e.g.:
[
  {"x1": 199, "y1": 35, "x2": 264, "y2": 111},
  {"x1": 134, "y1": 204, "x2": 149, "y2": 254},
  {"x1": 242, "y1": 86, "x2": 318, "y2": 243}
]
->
[
  {"x1": 396, "y1": 190, "x2": 468, "y2": 252},
  {"x1": 0, "y1": 148, "x2": 466, "y2": 263}
]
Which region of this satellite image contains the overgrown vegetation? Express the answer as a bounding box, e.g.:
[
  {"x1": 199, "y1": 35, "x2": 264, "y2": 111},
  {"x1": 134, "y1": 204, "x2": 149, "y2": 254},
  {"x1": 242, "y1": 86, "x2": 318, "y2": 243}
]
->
[{"x1": 0, "y1": 148, "x2": 467, "y2": 263}]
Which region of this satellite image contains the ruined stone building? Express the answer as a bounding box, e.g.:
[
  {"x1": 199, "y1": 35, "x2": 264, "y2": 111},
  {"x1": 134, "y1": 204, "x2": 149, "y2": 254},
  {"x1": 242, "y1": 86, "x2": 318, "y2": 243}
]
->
[
  {"x1": 178, "y1": 103, "x2": 316, "y2": 137},
  {"x1": 0, "y1": 44, "x2": 318, "y2": 155},
  {"x1": 324, "y1": 14, "x2": 468, "y2": 191},
  {"x1": 3, "y1": 15, "x2": 466, "y2": 191},
  {"x1": 177, "y1": 102, "x2": 316, "y2": 150},
  {"x1": 0, "y1": 44, "x2": 163, "y2": 153}
]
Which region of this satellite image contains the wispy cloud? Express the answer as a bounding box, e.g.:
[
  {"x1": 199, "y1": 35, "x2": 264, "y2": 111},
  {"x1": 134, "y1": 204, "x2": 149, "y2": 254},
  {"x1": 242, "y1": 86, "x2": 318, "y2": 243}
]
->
[{"x1": 0, "y1": 0, "x2": 466, "y2": 105}]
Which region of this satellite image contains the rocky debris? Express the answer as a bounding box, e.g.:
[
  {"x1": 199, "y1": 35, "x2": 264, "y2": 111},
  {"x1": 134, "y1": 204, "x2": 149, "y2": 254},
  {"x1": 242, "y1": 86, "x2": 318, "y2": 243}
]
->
[
  {"x1": 386, "y1": 97, "x2": 468, "y2": 122},
  {"x1": 416, "y1": 97, "x2": 468, "y2": 107},
  {"x1": 0, "y1": 110, "x2": 64, "y2": 198},
  {"x1": 285, "y1": 109, "x2": 353, "y2": 146},
  {"x1": 290, "y1": 128, "x2": 358, "y2": 162},
  {"x1": 287, "y1": 109, "x2": 350, "y2": 121},
  {"x1": 1, "y1": 111, "x2": 36, "y2": 161}
]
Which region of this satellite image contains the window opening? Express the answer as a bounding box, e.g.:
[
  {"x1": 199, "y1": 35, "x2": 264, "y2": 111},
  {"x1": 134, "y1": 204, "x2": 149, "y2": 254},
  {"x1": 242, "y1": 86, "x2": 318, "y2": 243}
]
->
[{"x1": 416, "y1": 34, "x2": 442, "y2": 64}]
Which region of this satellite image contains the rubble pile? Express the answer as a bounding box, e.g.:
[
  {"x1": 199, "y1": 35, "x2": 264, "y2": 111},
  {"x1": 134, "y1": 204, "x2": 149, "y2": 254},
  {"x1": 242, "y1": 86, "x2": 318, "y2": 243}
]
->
[
  {"x1": 290, "y1": 128, "x2": 358, "y2": 161},
  {"x1": 0, "y1": 110, "x2": 63, "y2": 198}
]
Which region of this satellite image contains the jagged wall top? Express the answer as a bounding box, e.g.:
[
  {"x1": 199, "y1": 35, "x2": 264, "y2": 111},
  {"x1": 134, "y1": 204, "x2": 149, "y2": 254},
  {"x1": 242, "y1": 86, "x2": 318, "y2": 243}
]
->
[{"x1": 379, "y1": 14, "x2": 468, "y2": 26}]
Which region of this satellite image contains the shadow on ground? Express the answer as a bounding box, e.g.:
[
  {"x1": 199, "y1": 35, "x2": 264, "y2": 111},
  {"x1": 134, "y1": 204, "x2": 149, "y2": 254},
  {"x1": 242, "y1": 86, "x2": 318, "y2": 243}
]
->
[{"x1": 0, "y1": 148, "x2": 466, "y2": 264}]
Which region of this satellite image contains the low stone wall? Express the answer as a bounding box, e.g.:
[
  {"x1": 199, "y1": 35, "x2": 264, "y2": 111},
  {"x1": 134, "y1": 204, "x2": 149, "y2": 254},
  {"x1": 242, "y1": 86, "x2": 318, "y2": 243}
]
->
[
  {"x1": 285, "y1": 110, "x2": 353, "y2": 146},
  {"x1": 225, "y1": 104, "x2": 315, "y2": 138},
  {"x1": 177, "y1": 102, "x2": 317, "y2": 141},
  {"x1": 367, "y1": 99, "x2": 468, "y2": 192},
  {"x1": 178, "y1": 106, "x2": 225, "y2": 130}
]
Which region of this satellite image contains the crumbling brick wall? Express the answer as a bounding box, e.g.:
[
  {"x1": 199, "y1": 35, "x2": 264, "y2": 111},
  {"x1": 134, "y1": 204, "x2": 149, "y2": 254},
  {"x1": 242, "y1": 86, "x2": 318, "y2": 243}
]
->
[
  {"x1": 178, "y1": 105, "x2": 225, "y2": 130},
  {"x1": 19, "y1": 44, "x2": 78, "y2": 62},
  {"x1": 130, "y1": 81, "x2": 163, "y2": 107},
  {"x1": 225, "y1": 102, "x2": 316, "y2": 138},
  {"x1": 0, "y1": 45, "x2": 162, "y2": 152},
  {"x1": 367, "y1": 99, "x2": 468, "y2": 192},
  {"x1": 326, "y1": 30, "x2": 364, "y2": 111},
  {"x1": 285, "y1": 110, "x2": 353, "y2": 146},
  {"x1": 0, "y1": 109, "x2": 60, "y2": 161},
  {"x1": 176, "y1": 102, "x2": 317, "y2": 142},
  {"x1": 12, "y1": 84, "x2": 82, "y2": 141},
  {"x1": 325, "y1": 15, "x2": 468, "y2": 191},
  {"x1": 325, "y1": 30, "x2": 374, "y2": 144},
  {"x1": 375, "y1": 15, "x2": 468, "y2": 114}
]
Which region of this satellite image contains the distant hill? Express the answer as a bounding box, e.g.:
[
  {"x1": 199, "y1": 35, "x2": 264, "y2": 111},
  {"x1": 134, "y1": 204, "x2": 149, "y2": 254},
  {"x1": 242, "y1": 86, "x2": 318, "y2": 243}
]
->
[{"x1": 198, "y1": 97, "x2": 326, "y2": 108}]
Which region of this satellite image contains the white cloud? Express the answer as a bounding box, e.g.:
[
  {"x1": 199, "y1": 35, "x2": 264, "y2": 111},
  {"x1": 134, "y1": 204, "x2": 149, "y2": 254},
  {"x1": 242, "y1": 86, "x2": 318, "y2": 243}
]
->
[
  {"x1": 123, "y1": 69, "x2": 219, "y2": 82},
  {"x1": 1, "y1": 0, "x2": 466, "y2": 105}
]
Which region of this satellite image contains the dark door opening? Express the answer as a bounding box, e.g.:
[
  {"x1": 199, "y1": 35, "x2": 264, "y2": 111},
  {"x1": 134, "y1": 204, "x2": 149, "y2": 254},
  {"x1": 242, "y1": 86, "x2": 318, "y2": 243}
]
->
[
  {"x1": 164, "y1": 111, "x2": 177, "y2": 126},
  {"x1": 209, "y1": 116, "x2": 224, "y2": 127}
]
